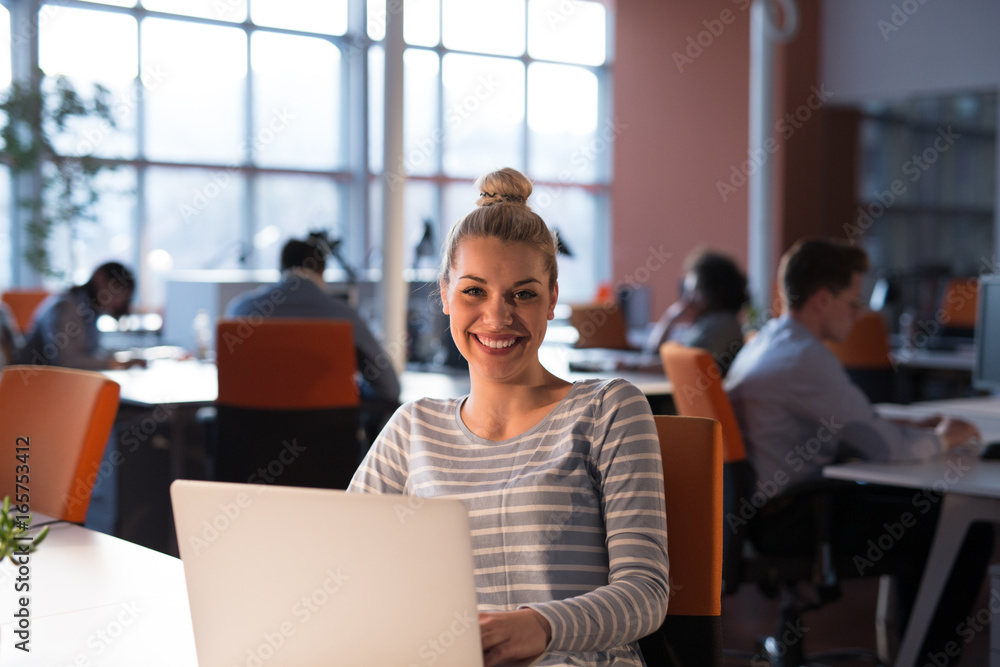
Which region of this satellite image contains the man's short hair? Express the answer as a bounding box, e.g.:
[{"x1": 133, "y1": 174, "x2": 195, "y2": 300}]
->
[
  {"x1": 91, "y1": 262, "x2": 136, "y2": 293},
  {"x1": 780, "y1": 237, "x2": 869, "y2": 310},
  {"x1": 280, "y1": 239, "x2": 327, "y2": 273}
]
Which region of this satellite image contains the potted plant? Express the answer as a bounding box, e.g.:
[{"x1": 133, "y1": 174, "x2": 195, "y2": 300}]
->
[
  {"x1": 0, "y1": 496, "x2": 49, "y2": 564},
  {"x1": 0, "y1": 70, "x2": 119, "y2": 277}
]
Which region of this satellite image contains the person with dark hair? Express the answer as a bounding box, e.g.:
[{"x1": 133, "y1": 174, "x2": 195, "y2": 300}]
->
[
  {"x1": 350, "y1": 168, "x2": 668, "y2": 667},
  {"x1": 645, "y1": 248, "x2": 748, "y2": 374},
  {"x1": 225, "y1": 236, "x2": 401, "y2": 410},
  {"x1": 17, "y1": 262, "x2": 143, "y2": 370},
  {"x1": 726, "y1": 237, "x2": 992, "y2": 658}
]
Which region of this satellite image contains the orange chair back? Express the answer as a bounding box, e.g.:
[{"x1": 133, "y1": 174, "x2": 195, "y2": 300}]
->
[
  {"x1": 825, "y1": 311, "x2": 891, "y2": 369},
  {"x1": 216, "y1": 319, "x2": 359, "y2": 410},
  {"x1": 940, "y1": 278, "x2": 979, "y2": 329},
  {"x1": 659, "y1": 341, "x2": 746, "y2": 462},
  {"x1": 1, "y1": 289, "x2": 51, "y2": 333},
  {"x1": 568, "y1": 303, "x2": 632, "y2": 349},
  {"x1": 0, "y1": 365, "x2": 120, "y2": 523},
  {"x1": 655, "y1": 415, "x2": 723, "y2": 617}
]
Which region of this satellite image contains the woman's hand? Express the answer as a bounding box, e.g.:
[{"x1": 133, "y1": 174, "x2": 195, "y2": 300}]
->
[{"x1": 479, "y1": 608, "x2": 551, "y2": 667}]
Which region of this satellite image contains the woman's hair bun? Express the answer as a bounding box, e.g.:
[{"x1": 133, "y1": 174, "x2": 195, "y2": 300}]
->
[{"x1": 475, "y1": 167, "x2": 532, "y2": 208}]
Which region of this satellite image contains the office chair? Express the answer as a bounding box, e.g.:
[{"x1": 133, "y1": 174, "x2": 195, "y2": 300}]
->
[
  {"x1": 659, "y1": 342, "x2": 886, "y2": 667},
  {"x1": 825, "y1": 311, "x2": 895, "y2": 403},
  {"x1": 214, "y1": 319, "x2": 361, "y2": 490},
  {"x1": 568, "y1": 303, "x2": 633, "y2": 349},
  {"x1": 0, "y1": 365, "x2": 120, "y2": 523},
  {"x1": 1, "y1": 288, "x2": 51, "y2": 333},
  {"x1": 938, "y1": 278, "x2": 978, "y2": 336},
  {"x1": 638, "y1": 415, "x2": 724, "y2": 667}
]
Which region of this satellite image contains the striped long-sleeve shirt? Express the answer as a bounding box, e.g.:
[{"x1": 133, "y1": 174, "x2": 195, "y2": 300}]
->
[{"x1": 348, "y1": 378, "x2": 669, "y2": 667}]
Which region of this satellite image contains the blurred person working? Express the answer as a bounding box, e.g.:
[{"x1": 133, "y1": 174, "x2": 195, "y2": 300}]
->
[
  {"x1": 644, "y1": 248, "x2": 747, "y2": 375},
  {"x1": 16, "y1": 262, "x2": 144, "y2": 370},
  {"x1": 225, "y1": 236, "x2": 401, "y2": 429},
  {"x1": 725, "y1": 237, "x2": 993, "y2": 658}
]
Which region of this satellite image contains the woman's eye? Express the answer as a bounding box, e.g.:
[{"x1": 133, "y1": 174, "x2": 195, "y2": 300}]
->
[
  {"x1": 514, "y1": 290, "x2": 537, "y2": 300},
  {"x1": 461, "y1": 287, "x2": 484, "y2": 297}
]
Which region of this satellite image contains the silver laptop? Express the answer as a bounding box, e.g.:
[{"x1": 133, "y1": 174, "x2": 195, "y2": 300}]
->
[{"x1": 171, "y1": 480, "x2": 537, "y2": 667}]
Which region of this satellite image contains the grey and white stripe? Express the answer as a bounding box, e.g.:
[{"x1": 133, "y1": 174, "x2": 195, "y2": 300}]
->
[{"x1": 349, "y1": 378, "x2": 669, "y2": 667}]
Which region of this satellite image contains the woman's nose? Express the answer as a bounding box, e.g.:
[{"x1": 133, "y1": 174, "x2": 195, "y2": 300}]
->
[{"x1": 482, "y1": 296, "x2": 513, "y2": 327}]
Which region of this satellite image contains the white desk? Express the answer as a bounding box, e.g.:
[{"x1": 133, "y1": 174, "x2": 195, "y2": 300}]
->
[
  {"x1": 105, "y1": 355, "x2": 672, "y2": 408},
  {"x1": 0, "y1": 518, "x2": 197, "y2": 665},
  {"x1": 823, "y1": 396, "x2": 1000, "y2": 667},
  {"x1": 889, "y1": 347, "x2": 976, "y2": 373}
]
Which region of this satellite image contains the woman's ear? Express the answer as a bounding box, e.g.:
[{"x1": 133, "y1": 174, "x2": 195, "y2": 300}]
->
[
  {"x1": 440, "y1": 279, "x2": 450, "y2": 315},
  {"x1": 548, "y1": 283, "x2": 559, "y2": 320}
]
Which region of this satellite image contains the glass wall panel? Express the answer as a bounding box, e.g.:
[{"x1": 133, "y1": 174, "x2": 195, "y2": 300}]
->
[
  {"x1": 405, "y1": 0, "x2": 440, "y2": 47},
  {"x1": 142, "y1": 18, "x2": 247, "y2": 164},
  {"x1": 527, "y1": 0, "x2": 606, "y2": 65},
  {"x1": 527, "y1": 63, "x2": 599, "y2": 182},
  {"x1": 442, "y1": 54, "x2": 524, "y2": 177},
  {"x1": 254, "y1": 174, "x2": 341, "y2": 270},
  {"x1": 251, "y1": 32, "x2": 341, "y2": 169},
  {"x1": 48, "y1": 168, "x2": 136, "y2": 285},
  {"x1": 442, "y1": 0, "x2": 524, "y2": 56},
  {"x1": 39, "y1": 7, "x2": 139, "y2": 159},
  {"x1": 403, "y1": 49, "x2": 440, "y2": 176},
  {"x1": 145, "y1": 167, "x2": 245, "y2": 305},
  {"x1": 252, "y1": 0, "x2": 347, "y2": 35}
]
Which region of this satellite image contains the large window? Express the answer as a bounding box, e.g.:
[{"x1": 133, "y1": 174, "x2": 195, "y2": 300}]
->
[
  {"x1": 3, "y1": 0, "x2": 611, "y2": 309},
  {"x1": 368, "y1": 0, "x2": 612, "y2": 302}
]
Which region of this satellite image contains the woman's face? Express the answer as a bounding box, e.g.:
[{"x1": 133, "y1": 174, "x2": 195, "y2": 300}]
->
[{"x1": 441, "y1": 237, "x2": 557, "y2": 384}]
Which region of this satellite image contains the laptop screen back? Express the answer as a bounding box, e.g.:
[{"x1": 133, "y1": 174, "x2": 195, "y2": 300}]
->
[{"x1": 170, "y1": 480, "x2": 483, "y2": 667}]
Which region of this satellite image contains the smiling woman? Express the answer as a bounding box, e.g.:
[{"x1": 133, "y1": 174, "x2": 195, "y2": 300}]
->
[{"x1": 350, "y1": 168, "x2": 670, "y2": 667}]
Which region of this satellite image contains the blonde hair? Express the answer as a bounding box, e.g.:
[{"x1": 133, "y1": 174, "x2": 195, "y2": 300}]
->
[{"x1": 439, "y1": 167, "x2": 558, "y2": 288}]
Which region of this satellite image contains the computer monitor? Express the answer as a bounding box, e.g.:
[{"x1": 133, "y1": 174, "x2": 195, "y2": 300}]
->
[{"x1": 973, "y1": 275, "x2": 1000, "y2": 393}]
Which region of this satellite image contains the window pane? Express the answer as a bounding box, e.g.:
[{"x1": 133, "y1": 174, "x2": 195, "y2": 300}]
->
[
  {"x1": 47, "y1": 168, "x2": 136, "y2": 286},
  {"x1": 405, "y1": 0, "x2": 440, "y2": 47},
  {"x1": 532, "y1": 187, "x2": 602, "y2": 304},
  {"x1": 403, "y1": 181, "x2": 439, "y2": 271},
  {"x1": 39, "y1": 7, "x2": 139, "y2": 159},
  {"x1": 252, "y1": 0, "x2": 347, "y2": 36},
  {"x1": 442, "y1": 54, "x2": 524, "y2": 177},
  {"x1": 0, "y1": 6, "x2": 10, "y2": 90},
  {"x1": 368, "y1": 0, "x2": 386, "y2": 40},
  {"x1": 144, "y1": 0, "x2": 246, "y2": 22},
  {"x1": 527, "y1": 0, "x2": 606, "y2": 65},
  {"x1": 368, "y1": 178, "x2": 384, "y2": 271},
  {"x1": 145, "y1": 167, "x2": 245, "y2": 306},
  {"x1": 442, "y1": 180, "x2": 478, "y2": 237},
  {"x1": 368, "y1": 46, "x2": 385, "y2": 172},
  {"x1": 251, "y1": 32, "x2": 341, "y2": 169},
  {"x1": 442, "y1": 0, "x2": 525, "y2": 56},
  {"x1": 254, "y1": 175, "x2": 341, "y2": 270},
  {"x1": 142, "y1": 19, "x2": 247, "y2": 163},
  {"x1": 528, "y1": 63, "x2": 599, "y2": 182},
  {"x1": 403, "y1": 49, "x2": 440, "y2": 176}
]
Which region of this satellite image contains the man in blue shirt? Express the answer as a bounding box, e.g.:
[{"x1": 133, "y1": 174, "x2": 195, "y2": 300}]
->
[
  {"x1": 225, "y1": 237, "x2": 401, "y2": 440},
  {"x1": 726, "y1": 237, "x2": 991, "y2": 660}
]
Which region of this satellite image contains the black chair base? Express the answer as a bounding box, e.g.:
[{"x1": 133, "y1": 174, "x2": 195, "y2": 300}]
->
[{"x1": 214, "y1": 406, "x2": 361, "y2": 489}]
